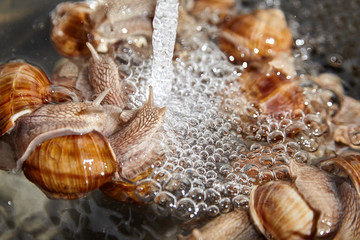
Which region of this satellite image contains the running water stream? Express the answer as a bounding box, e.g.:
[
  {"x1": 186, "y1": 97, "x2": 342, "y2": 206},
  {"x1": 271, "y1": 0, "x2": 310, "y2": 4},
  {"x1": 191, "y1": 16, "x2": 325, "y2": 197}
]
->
[{"x1": 149, "y1": 0, "x2": 179, "y2": 105}]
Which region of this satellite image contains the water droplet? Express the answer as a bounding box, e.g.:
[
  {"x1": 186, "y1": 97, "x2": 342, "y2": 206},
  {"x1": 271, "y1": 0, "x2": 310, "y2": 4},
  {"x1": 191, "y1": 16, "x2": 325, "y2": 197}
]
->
[
  {"x1": 188, "y1": 188, "x2": 204, "y2": 202},
  {"x1": 155, "y1": 191, "x2": 177, "y2": 215},
  {"x1": 219, "y1": 197, "x2": 231, "y2": 213},
  {"x1": 176, "y1": 198, "x2": 197, "y2": 219},
  {"x1": 232, "y1": 195, "x2": 249, "y2": 209},
  {"x1": 204, "y1": 188, "x2": 221, "y2": 205},
  {"x1": 267, "y1": 130, "x2": 285, "y2": 143},
  {"x1": 206, "y1": 205, "x2": 220, "y2": 217}
]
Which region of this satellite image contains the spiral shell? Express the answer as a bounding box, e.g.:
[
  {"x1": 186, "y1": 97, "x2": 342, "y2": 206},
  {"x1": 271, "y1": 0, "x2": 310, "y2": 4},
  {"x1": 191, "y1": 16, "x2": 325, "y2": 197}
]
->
[
  {"x1": 187, "y1": 0, "x2": 236, "y2": 23},
  {"x1": 250, "y1": 181, "x2": 315, "y2": 240},
  {"x1": 50, "y1": 2, "x2": 96, "y2": 57},
  {"x1": 319, "y1": 154, "x2": 360, "y2": 196},
  {"x1": 23, "y1": 131, "x2": 116, "y2": 200},
  {"x1": 0, "y1": 62, "x2": 52, "y2": 135},
  {"x1": 218, "y1": 9, "x2": 293, "y2": 63},
  {"x1": 241, "y1": 70, "x2": 304, "y2": 113}
]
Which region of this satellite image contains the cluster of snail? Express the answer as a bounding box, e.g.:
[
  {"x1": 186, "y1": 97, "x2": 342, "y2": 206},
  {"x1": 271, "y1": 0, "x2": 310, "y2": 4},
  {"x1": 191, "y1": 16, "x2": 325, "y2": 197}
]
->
[
  {"x1": 1, "y1": 0, "x2": 360, "y2": 239},
  {"x1": 0, "y1": 0, "x2": 165, "y2": 200}
]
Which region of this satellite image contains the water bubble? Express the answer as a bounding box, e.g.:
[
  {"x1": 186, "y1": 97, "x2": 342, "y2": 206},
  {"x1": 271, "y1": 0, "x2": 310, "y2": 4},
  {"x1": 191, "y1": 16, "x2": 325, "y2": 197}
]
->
[
  {"x1": 286, "y1": 142, "x2": 301, "y2": 157},
  {"x1": 206, "y1": 205, "x2": 220, "y2": 217},
  {"x1": 232, "y1": 195, "x2": 249, "y2": 210},
  {"x1": 163, "y1": 173, "x2": 191, "y2": 198},
  {"x1": 188, "y1": 188, "x2": 205, "y2": 202},
  {"x1": 294, "y1": 151, "x2": 308, "y2": 163},
  {"x1": 259, "y1": 154, "x2": 274, "y2": 167},
  {"x1": 204, "y1": 162, "x2": 216, "y2": 171},
  {"x1": 175, "y1": 198, "x2": 197, "y2": 219},
  {"x1": 152, "y1": 169, "x2": 171, "y2": 185},
  {"x1": 204, "y1": 188, "x2": 221, "y2": 205},
  {"x1": 224, "y1": 182, "x2": 241, "y2": 197},
  {"x1": 272, "y1": 143, "x2": 286, "y2": 153},
  {"x1": 206, "y1": 170, "x2": 217, "y2": 179},
  {"x1": 135, "y1": 179, "x2": 162, "y2": 202},
  {"x1": 267, "y1": 130, "x2": 285, "y2": 143},
  {"x1": 285, "y1": 122, "x2": 307, "y2": 138},
  {"x1": 291, "y1": 109, "x2": 305, "y2": 120},
  {"x1": 154, "y1": 191, "x2": 177, "y2": 215},
  {"x1": 242, "y1": 164, "x2": 260, "y2": 180},
  {"x1": 349, "y1": 127, "x2": 360, "y2": 146},
  {"x1": 250, "y1": 143, "x2": 263, "y2": 152},
  {"x1": 274, "y1": 154, "x2": 289, "y2": 164},
  {"x1": 273, "y1": 165, "x2": 291, "y2": 180},
  {"x1": 219, "y1": 197, "x2": 232, "y2": 213},
  {"x1": 219, "y1": 164, "x2": 233, "y2": 176},
  {"x1": 260, "y1": 169, "x2": 275, "y2": 183}
]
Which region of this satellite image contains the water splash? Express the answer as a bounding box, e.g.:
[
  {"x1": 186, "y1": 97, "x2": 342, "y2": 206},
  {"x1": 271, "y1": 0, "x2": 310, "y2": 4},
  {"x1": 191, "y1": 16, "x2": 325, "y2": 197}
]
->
[{"x1": 149, "y1": 0, "x2": 179, "y2": 105}]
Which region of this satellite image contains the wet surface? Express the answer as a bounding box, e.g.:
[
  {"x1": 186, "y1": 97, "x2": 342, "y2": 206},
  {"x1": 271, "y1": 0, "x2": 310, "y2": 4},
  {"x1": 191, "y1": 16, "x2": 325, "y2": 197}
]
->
[{"x1": 1, "y1": 0, "x2": 360, "y2": 239}]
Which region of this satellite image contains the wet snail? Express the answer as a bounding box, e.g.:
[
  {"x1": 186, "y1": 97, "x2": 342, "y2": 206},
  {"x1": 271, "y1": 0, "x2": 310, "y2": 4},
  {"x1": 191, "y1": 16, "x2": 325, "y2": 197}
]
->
[
  {"x1": 50, "y1": 0, "x2": 155, "y2": 57},
  {"x1": 0, "y1": 45, "x2": 166, "y2": 200},
  {"x1": 2, "y1": 1, "x2": 360, "y2": 239}
]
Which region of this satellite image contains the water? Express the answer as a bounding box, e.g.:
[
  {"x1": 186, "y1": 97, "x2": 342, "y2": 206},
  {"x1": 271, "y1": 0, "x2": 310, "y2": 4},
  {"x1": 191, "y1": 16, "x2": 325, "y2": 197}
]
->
[{"x1": 149, "y1": 0, "x2": 179, "y2": 105}]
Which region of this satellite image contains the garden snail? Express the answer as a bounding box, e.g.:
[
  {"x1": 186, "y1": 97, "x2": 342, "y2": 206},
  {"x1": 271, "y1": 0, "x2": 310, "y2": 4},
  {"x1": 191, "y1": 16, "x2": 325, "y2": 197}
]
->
[
  {"x1": 0, "y1": 61, "x2": 77, "y2": 136},
  {"x1": 11, "y1": 85, "x2": 166, "y2": 199},
  {"x1": 218, "y1": 8, "x2": 293, "y2": 63},
  {"x1": 50, "y1": 0, "x2": 155, "y2": 57},
  {"x1": 0, "y1": 53, "x2": 166, "y2": 200}
]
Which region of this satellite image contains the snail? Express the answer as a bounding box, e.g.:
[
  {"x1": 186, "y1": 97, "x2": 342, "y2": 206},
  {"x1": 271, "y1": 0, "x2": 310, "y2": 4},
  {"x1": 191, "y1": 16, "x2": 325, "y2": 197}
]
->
[
  {"x1": 218, "y1": 8, "x2": 293, "y2": 63},
  {"x1": 183, "y1": 0, "x2": 236, "y2": 24},
  {"x1": 10, "y1": 80, "x2": 165, "y2": 199},
  {"x1": 50, "y1": 0, "x2": 155, "y2": 57},
  {"x1": 50, "y1": 1, "x2": 96, "y2": 57},
  {"x1": 86, "y1": 42, "x2": 128, "y2": 108},
  {"x1": 0, "y1": 61, "x2": 77, "y2": 136},
  {"x1": 240, "y1": 69, "x2": 304, "y2": 114}
]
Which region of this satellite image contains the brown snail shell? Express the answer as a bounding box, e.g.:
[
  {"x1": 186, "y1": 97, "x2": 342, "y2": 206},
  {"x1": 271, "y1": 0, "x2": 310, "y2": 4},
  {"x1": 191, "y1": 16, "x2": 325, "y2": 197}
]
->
[
  {"x1": 218, "y1": 9, "x2": 293, "y2": 63},
  {"x1": 249, "y1": 180, "x2": 316, "y2": 240},
  {"x1": 50, "y1": 2, "x2": 96, "y2": 57},
  {"x1": 0, "y1": 62, "x2": 52, "y2": 135},
  {"x1": 319, "y1": 154, "x2": 360, "y2": 196},
  {"x1": 23, "y1": 131, "x2": 116, "y2": 199},
  {"x1": 13, "y1": 89, "x2": 125, "y2": 169},
  {"x1": 186, "y1": 0, "x2": 236, "y2": 23},
  {"x1": 241, "y1": 70, "x2": 304, "y2": 114}
]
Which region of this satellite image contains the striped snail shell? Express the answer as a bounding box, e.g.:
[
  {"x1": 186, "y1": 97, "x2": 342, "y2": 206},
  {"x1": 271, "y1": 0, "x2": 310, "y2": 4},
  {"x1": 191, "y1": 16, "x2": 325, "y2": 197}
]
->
[{"x1": 0, "y1": 61, "x2": 52, "y2": 135}]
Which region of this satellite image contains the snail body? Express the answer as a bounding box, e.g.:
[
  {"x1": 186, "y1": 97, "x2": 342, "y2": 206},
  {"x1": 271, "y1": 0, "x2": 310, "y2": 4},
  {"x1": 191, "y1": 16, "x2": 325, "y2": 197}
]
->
[{"x1": 108, "y1": 86, "x2": 167, "y2": 180}]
